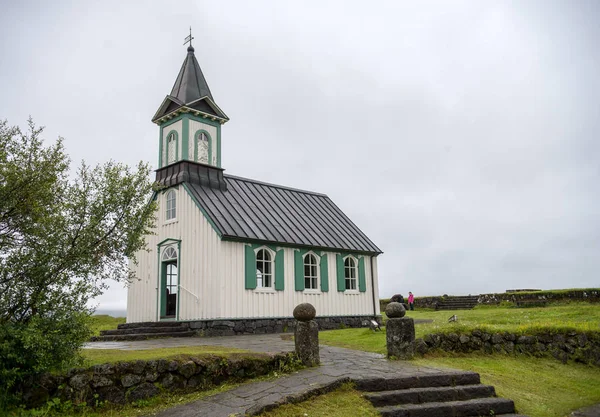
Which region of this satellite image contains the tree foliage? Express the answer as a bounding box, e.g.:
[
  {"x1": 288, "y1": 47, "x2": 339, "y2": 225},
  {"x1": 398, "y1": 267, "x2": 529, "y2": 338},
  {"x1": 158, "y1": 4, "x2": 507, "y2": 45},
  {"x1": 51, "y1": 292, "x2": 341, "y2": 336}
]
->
[{"x1": 0, "y1": 119, "x2": 157, "y2": 406}]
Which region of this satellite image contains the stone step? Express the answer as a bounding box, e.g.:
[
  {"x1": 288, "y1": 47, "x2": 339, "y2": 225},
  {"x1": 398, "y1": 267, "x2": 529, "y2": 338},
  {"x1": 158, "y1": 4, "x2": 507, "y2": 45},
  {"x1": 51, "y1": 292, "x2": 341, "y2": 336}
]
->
[
  {"x1": 365, "y1": 384, "x2": 496, "y2": 407},
  {"x1": 355, "y1": 372, "x2": 480, "y2": 392},
  {"x1": 117, "y1": 321, "x2": 189, "y2": 330},
  {"x1": 377, "y1": 397, "x2": 515, "y2": 417},
  {"x1": 101, "y1": 326, "x2": 191, "y2": 336},
  {"x1": 90, "y1": 331, "x2": 196, "y2": 342}
]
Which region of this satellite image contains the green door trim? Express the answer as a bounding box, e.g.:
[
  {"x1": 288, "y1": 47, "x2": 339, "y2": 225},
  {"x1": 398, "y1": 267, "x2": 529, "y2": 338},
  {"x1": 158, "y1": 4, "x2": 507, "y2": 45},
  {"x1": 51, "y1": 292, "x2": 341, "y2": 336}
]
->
[{"x1": 157, "y1": 239, "x2": 182, "y2": 321}]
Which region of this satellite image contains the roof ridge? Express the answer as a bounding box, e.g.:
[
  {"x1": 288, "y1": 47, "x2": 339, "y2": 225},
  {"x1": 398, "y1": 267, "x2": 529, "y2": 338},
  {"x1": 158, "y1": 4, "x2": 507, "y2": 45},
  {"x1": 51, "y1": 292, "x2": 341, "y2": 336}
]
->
[{"x1": 223, "y1": 174, "x2": 329, "y2": 197}]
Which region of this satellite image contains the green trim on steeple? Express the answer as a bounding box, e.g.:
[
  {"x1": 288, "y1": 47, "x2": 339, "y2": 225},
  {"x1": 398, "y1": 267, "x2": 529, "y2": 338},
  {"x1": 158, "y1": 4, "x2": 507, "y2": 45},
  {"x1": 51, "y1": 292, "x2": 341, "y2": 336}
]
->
[
  {"x1": 217, "y1": 124, "x2": 221, "y2": 168},
  {"x1": 159, "y1": 113, "x2": 222, "y2": 128},
  {"x1": 181, "y1": 117, "x2": 190, "y2": 160}
]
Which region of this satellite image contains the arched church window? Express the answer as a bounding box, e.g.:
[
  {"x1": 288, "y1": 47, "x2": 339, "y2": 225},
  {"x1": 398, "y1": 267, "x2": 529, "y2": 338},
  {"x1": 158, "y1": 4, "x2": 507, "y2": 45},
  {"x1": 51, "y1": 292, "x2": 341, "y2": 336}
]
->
[
  {"x1": 344, "y1": 256, "x2": 357, "y2": 290},
  {"x1": 162, "y1": 246, "x2": 178, "y2": 261},
  {"x1": 195, "y1": 131, "x2": 209, "y2": 164},
  {"x1": 256, "y1": 249, "x2": 273, "y2": 288},
  {"x1": 166, "y1": 190, "x2": 176, "y2": 220},
  {"x1": 167, "y1": 132, "x2": 177, "y2": 164},
  {"x1": 303, "y1": 253, "x2": 318, "y2": 290}
]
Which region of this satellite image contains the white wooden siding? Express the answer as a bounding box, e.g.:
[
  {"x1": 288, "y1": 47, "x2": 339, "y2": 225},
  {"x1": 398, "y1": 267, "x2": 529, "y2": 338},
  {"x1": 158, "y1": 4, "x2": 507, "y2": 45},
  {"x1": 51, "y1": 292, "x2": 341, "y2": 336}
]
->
[{"x1": 127, "y1": 187, "x2": 380, "y2": 322}]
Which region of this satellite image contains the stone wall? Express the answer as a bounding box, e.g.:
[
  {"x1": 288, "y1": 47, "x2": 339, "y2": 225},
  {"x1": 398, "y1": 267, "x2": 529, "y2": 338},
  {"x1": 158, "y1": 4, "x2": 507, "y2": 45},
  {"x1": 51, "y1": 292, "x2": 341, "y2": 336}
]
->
[
  {"x1": 477, "y1": 289, "x2": 600, "y2": 305},
  {"x1": 380, "y1": 288, "x2": 600, "y2": 311},
  {"x1": 19, "y1": 353, "x2": 298, "y2": 409},
  {"x1": 414, "y1": 330, "x2": 600, "y2": 366},
  {"x1": 189, "y1": 315, "x2": 382, "y2": 337},
  {"x1": 380, "y1": 296, "x2": 442, "y2": 311}
]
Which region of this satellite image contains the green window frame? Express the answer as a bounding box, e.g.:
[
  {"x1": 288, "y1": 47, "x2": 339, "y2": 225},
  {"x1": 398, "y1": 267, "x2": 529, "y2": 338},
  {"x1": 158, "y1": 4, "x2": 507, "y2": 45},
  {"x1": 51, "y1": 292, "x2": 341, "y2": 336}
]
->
[
  {"x1": 245, "y1": 244, "x2": 284, "y2": 291},
  {"x1": 336, "y1": 253, "x2": 367, "y2": 293}
]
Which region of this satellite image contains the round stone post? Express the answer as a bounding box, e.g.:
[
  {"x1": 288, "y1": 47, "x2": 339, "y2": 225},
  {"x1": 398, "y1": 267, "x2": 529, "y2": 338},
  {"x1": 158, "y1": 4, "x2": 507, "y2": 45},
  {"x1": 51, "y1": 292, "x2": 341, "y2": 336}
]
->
[
  {"x1": 385, "y1": 302, "x2": 415, "y2": 359},
  {"x1": 293, "y1": 303, "x2": 320, "y2": 367}
]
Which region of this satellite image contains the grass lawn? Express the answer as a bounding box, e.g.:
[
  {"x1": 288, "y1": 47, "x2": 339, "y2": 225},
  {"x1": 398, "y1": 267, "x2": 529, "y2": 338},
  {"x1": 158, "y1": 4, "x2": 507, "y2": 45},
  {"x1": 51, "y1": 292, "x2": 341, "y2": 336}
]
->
[
  {"x1": 314, "y1": 302, "x2": 600, "y2": 417},
  {"x1": 415, "y1": 353, "x2": 600, "y2": 417},
  {"x1": 257, "y1": 356, "x2": 600, "y2": 417},
  {"x1": 406, "y1": 302, "x2": 600, "y2": 334},
  {"x1": 89, "y1": 315, "x2": 126, "y2": 337},
  {"x1": 258, "y1": 382, "x2": 379, "y2": 417},
  {"x1": 320, "y1": 302, "x2": 600, "y2": 355},
  {"x1": 81, "y1": 346, "x2": 253, "y2": 366}
]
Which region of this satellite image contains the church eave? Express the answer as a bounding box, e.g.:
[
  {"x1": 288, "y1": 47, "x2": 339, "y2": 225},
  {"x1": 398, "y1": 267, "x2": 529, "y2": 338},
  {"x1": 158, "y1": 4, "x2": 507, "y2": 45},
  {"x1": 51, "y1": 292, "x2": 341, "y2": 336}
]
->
[
  {"x1": 152, "y1": 105, "x2": 229, "y2": 125},
  {"x1": 220, "y1": 235, "x2": 384, "y2": 256}
]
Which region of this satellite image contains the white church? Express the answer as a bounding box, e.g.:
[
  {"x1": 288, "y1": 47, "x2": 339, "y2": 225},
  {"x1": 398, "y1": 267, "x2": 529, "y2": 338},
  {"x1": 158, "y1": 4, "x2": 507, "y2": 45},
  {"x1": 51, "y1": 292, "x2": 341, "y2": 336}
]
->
[{"x1": 126, "y1": 42, "x2": 383, "y2": 334}]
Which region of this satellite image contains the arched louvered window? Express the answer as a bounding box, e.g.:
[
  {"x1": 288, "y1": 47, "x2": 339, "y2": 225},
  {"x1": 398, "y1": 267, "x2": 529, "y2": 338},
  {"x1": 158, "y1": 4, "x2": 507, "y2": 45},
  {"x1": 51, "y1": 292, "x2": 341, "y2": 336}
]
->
[
  {"x1": 195, "y1": 131, "x2": 209, "y2": 164},
  {"x1": 167, "y1": 132, "x2": 177, "y2": 164}
]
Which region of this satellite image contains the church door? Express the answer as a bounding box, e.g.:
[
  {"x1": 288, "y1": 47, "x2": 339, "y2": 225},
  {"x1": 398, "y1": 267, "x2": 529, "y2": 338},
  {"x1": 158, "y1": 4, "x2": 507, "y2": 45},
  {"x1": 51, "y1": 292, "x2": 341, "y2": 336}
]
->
[{"x1": 160, "y1": 246, "x2": 179, "y2": 319}]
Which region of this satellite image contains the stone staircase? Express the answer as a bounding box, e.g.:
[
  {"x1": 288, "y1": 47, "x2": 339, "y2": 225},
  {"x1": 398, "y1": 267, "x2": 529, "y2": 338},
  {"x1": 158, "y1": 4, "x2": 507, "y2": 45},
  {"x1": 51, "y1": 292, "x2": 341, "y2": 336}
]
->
[
  {"x1": 90, "y1": 321, "x2": 195, "y2": 342},
  {"x1": 435, "y1": 295, "x2": 479, "y2": 311},
  {"x1": 356, "y1": 371, "x2": 527, "y2": 417}
]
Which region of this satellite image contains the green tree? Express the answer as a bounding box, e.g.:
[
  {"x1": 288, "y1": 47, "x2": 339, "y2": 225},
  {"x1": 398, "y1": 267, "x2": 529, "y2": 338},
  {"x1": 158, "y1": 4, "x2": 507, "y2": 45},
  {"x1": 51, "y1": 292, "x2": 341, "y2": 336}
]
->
[{"x1": 0, "y1": 119, "x2": 157, "y2": 407}]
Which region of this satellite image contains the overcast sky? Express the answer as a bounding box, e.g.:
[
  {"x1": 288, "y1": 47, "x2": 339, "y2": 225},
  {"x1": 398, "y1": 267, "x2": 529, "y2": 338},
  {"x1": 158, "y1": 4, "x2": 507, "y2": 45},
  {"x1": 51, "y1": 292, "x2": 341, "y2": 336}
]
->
[{"x1": 1, "y1": 0, "x2": 599, "y2": 313}]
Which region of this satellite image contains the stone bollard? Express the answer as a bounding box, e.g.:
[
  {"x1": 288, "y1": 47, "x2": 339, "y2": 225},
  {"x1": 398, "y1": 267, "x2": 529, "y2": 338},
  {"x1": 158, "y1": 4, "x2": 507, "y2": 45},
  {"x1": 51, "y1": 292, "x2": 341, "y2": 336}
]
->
[
  {"x1": 385, "y1": 302, "x2": 415, "y2": 359},
  {"x1": 293, "y1": 303, "x2": 320, "y2": 366}
]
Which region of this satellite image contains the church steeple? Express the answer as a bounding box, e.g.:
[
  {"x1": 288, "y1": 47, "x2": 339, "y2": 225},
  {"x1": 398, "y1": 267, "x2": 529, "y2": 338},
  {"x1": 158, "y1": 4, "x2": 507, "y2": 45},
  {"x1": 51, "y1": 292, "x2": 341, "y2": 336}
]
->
[
  {"x1": 169, "y1": 45, "x2": 214, "y2": 105},
  {"x1": 153, "y1": 37, "x2": 228, "y2": 169}
]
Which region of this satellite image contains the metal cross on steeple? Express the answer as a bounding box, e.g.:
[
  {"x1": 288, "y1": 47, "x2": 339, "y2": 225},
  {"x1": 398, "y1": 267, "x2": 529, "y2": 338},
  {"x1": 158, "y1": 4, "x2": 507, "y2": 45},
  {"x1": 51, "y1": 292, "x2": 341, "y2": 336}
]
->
[{"x1": 184, "y1": 27, "x2": 194, "y2": 48}]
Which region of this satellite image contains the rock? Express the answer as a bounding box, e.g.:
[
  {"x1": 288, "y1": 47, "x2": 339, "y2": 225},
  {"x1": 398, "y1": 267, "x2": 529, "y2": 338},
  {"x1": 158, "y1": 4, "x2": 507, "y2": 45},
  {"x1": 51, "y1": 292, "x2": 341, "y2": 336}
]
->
[
  {"x1": 91, "y1": 375, "x2": 113, "y2": 388},
  {"x1": 156, "y1": 359, "x2": 169, "y2": 373},
  {"x1": 447, "y1": 333, "x2": 459, "y2": 343},
  {"x1": 93, "y1": 363, "x2": 115, "y2": 375},
  {"x1": 187, "y1": 375, "x2": 208, "y2": 389},
  {"x1": 294, "y1": 320, "x2": 319, "y2": 366},
  {"x1": 491, "y1": 334, "x2": 504, "y2": 344},
  {"x1": 168, "y1": 360, "x2": 179, "y2": 372},
  {"x1": 179, "y1": 361, "x2": 196, "y2": 379},
  {"x1": 69, "y1": 373, "x2": 91, "y2": 390},
  {"x1": 160, "y1": 373, "x2": 175, "y2": 388},
  {"x1": 517, "y1": 335, "x2": 536, "y2": 345},
  {"x1": 128, "y1": 382, "x2": 159, "y2": 402},
  {"x1": 293, "y1": 303, "x2": 316, "y2": 322},
  {"x1": 386, "y1": 317, "x2": 415, "y2": 359},
  {"x1": 145, "y1": 371, "x2": 158, "y2": 382},
  {"x1": 414, "y1": 338, "x2": 429, "y2": 355},
  {"x1": 97, "y1": 386, "x2": 126, "y2": 405},
  {"x1": 132, "y1": 360, "x2": 146, "y2": 375},
  {"x1": 385, "y1": 302, "x2": 406, "y2": 318},
  {"x1": 121, "y1": 374, "x2": 142, "y2": 388},
  {"x1": 459, "y1": 335, "x2": 470, "y2": 344}
]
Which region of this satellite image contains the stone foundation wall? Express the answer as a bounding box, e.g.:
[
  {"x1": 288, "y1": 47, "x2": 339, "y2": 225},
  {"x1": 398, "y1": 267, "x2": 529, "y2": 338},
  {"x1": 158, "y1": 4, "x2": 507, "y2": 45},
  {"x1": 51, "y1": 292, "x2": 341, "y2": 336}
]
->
[
  {"x1": 20, "y1": 353, "x2": 297, "y2": 409},
  {"x1": 189, "y1": 315, "x2": 382, "y2": 337},
  {"x1": 414, "y1": 330, "x2": 600, "y2": 366}
]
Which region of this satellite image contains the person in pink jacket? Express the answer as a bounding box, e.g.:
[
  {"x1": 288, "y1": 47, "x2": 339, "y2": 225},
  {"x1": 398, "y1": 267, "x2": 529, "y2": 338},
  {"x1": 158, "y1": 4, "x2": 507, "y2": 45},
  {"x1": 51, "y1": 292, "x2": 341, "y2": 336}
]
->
[{"x1": 407, "y1": 292, "x2": 415, "y2": 311}]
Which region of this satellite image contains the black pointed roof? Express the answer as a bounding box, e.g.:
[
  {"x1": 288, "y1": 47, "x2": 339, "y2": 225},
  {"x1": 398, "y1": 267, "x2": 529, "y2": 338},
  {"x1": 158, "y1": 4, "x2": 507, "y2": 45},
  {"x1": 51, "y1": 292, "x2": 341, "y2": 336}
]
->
[
  {"x1": 170, "y1": 45, "x2": 213, "y2": 103},
  {"x1": 152, "y1": 46, "x2": 228, "y2": 124}
]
